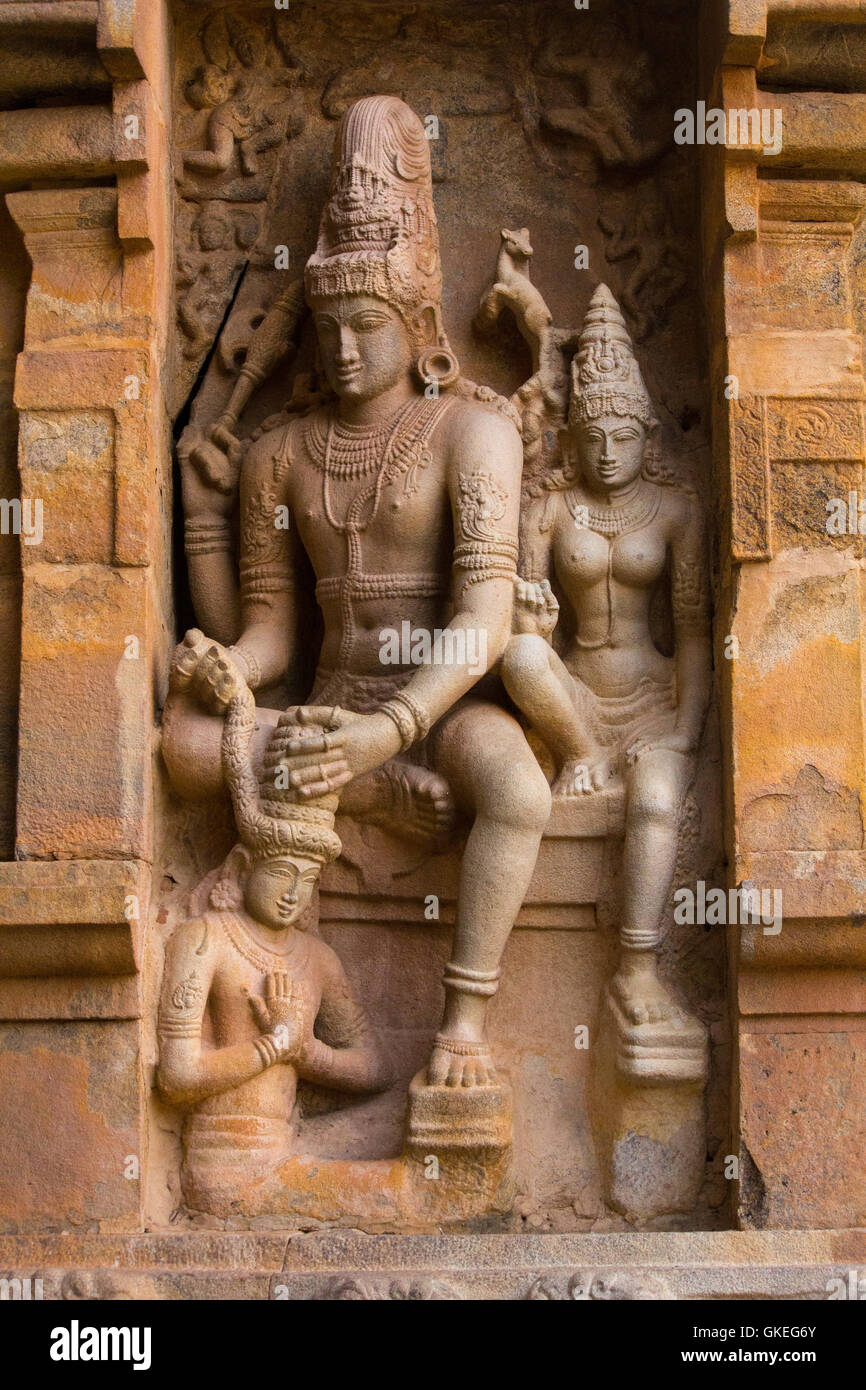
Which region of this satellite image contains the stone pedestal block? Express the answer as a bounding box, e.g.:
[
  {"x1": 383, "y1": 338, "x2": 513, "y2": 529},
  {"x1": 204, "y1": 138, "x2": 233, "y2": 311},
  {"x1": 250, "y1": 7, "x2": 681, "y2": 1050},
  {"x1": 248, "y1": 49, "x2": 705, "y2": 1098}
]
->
[{"x1": 591, "y1": 992, "x2": 709, "y2": 1220}]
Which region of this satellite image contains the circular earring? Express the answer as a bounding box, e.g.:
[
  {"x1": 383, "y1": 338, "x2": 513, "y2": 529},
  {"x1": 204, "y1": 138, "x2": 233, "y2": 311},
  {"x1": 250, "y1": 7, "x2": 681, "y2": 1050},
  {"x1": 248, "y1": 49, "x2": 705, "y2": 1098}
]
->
[{"x1": 416, "y1": 345, "x2": 460, "y2": 389}]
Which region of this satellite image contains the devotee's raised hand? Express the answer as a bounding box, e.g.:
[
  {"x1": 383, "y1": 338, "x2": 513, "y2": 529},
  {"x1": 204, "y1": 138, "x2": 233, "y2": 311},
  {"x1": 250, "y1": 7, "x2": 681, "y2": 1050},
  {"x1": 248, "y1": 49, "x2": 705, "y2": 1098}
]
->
[{"x1": 247, "y1": 973, "x2": 313, "y2": 1064}]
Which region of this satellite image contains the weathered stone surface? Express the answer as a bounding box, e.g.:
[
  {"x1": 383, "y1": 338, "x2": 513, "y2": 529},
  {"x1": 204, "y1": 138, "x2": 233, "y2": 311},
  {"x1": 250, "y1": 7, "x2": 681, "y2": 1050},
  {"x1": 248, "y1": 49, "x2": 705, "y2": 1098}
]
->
[
  {"x1": 740, "y1": 1031, "x2": 866, "y2": 1229},
  {"x1": 0, "y1": 1229, "x2": 865, "y2": 1299},
  {"x1": 0, "y1": 1021, "x2": 142, "y2": 1234},
  {"x1": 708, "y1": 5, "x2": 866, "y2": 1238},
  {"x1": 0, "y1": 0, "x2": 862, "y2": 1299}
]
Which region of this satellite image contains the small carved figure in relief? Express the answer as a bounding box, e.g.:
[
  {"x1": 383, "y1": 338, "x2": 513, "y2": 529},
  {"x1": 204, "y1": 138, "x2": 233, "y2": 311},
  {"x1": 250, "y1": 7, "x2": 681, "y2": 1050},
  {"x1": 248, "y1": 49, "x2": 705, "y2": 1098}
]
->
[
  {"x1": 183, "y1": 69, "x2": 288, "y2": 179},
  {"x1": 474, "y1": 228, "x2": 554, "y2": 376},
  {"x1": 182, "y1": 15, "x2": 302, "y2": 180},
  {"x1": 598, "y1": 191, "x2": 687, "y2": 342},
  {"x1": 158, "y1": 644, "x2": 390, "y2": 1183},
  {"x1": 535, "y1": 20, "x2": 667, "y2": 172},
  {"x1": 501, "y1": 285, "x2": 711, "y2": 1029},
  {"x1": 176, "y1": 202, "x2": 248, "y2": 359},
  {"x1": 166, "y1": 96, "x2": 552, "y2": 1092}
]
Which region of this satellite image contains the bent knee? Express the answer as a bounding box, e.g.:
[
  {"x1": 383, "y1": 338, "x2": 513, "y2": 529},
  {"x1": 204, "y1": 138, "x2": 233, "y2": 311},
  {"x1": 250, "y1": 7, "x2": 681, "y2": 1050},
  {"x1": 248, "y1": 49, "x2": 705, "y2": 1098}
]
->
[
  {"x1": 628, "y1": 774, "x2": 683, "y2": 827},
  {"x1": 501, "y1": 633, "x2": 550, "y2": 699},
  {"x1": 487, "y1": 755, "x2": 552, "y2": 831}
]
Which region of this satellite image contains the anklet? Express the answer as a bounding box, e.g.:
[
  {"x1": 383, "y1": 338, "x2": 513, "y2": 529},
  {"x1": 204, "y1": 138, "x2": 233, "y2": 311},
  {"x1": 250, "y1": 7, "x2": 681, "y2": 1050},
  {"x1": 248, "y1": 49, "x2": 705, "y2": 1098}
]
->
[
  {"x1": 433, "y1": 1034, "x2": 492, "y2": 1057},
  {"x1": 442, "y1": 961, "x2": 501, "y2": 997}
]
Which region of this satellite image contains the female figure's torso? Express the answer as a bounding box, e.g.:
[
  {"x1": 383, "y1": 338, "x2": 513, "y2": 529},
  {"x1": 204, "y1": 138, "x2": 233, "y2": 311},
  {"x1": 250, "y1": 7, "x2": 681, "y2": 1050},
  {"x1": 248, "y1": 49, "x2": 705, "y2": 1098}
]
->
[{"x1": 550, "y1": 481, "x2": 675, "y2": 696}]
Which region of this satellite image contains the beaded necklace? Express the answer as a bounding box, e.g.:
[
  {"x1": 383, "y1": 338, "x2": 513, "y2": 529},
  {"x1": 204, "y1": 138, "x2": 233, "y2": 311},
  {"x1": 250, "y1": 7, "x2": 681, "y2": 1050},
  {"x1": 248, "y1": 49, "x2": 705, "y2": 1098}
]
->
[
  {"x1": 566, "y1": 482, "x2": 661, "y2": 537},
  {"x1": 219, "y1": 913, "x2": 311, "y2": 977}
]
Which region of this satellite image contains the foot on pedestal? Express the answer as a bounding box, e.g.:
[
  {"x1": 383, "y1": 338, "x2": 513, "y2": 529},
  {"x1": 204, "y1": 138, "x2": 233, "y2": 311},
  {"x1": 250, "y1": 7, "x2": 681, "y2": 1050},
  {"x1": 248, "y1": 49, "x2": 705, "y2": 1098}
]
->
[
  {"x1": 610, "y1": 955, "x2": 685, "y2": 1027},
  {"x1": 427, "y1": 1034, "x2": 497, "y2": 1088}
]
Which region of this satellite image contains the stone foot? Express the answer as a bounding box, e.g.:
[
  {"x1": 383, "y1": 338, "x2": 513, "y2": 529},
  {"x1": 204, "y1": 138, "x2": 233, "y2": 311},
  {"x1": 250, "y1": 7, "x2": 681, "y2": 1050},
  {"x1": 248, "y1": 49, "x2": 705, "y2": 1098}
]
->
[
  {"x1": 349, "y1": 761, "x2": 456, "y2": 847},
  {"x1": 427, "y1": 1034, "x2": 497, "y2": 1088},
  {"x1": 610, "y1": 960, "x2": 686, "y2": 1027},
  {"x1": 605, "y1": 985, "x2": 709, "y2": 1087},
  {"x1": 590, "y1": 989, "x2": 709, "y2": 1218}
]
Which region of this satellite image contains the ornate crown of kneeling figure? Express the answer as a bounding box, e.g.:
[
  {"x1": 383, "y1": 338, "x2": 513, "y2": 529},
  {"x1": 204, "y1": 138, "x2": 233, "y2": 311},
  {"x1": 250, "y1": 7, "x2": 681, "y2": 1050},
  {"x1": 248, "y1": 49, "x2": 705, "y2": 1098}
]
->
[
  {"x1": 221, "y1": 684, "x2": 343, "y2": 865},
  {"x1": 305, "y1": 94, "x2": 444, "y2": 325},
  {"x1": 569, "y1": 283, "x2": 656, "y2": 430}
]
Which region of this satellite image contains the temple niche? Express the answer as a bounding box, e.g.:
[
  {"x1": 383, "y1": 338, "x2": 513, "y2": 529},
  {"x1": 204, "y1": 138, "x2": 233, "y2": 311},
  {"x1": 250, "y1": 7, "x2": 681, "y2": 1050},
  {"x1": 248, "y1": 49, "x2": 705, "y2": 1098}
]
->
[
  {"x1": 150, "y1": 0, "x2": 725, "y2": 1235},
  {"x1": 2, "y1": 0, "x2": 866, "y2": 1306}
]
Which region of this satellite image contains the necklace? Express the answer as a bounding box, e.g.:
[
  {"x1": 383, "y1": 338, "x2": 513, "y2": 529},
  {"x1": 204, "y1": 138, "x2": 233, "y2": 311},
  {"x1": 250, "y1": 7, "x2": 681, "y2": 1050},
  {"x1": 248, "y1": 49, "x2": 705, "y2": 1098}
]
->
[
  {"x1": 320, "y1": 395, "x2": 448, "y2": 536},
  {"x1": 564, "y1": 483, "x2": 662, "y2": 650},
  {"x1": 312, "y1": 393, "x2": 453, "y2": 672},
  {"x1": 306, "y1": 399, "x2": 415, "y2": 481},
  {"x1": 219, "y1": 913, "x2": 311, "y2": 977},
  {"x1": 566, "y1": 483, "x2": 660, "y2": 537}
]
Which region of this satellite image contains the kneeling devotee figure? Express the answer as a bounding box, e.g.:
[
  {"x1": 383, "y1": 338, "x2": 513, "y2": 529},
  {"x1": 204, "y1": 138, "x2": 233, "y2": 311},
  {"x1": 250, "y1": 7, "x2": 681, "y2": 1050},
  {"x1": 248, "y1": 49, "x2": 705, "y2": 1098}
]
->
[{"x1": 158, "y1": 659, "x2": 391, "y2": 1200}]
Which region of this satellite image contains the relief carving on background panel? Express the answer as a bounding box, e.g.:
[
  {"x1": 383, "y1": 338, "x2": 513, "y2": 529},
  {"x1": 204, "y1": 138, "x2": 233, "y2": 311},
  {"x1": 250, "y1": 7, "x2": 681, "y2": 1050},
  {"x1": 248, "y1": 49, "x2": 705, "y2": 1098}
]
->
[{"x1": 156, "y1": 2, "x2": 721, "y2": 1232}]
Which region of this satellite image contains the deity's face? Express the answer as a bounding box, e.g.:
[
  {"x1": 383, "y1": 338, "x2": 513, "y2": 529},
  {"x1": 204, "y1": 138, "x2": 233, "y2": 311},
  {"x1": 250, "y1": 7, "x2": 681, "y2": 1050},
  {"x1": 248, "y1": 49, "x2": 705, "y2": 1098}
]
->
[
  {"x1": 574, "y1": 413, "x2": 647, "y2": 493},
  {"x1": 311, "y1": 294, "x2": 415, "y2": 404},
  {"x1": 243, "y1": 854, "x2": 322, "y2": 930}
]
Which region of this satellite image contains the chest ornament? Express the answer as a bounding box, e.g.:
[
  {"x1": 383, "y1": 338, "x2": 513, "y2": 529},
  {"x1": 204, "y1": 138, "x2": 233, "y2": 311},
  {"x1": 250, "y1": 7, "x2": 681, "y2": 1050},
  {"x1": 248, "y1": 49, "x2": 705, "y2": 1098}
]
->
[{"x1": 565, "y1": 484, "x2": 661, "y2": 538}]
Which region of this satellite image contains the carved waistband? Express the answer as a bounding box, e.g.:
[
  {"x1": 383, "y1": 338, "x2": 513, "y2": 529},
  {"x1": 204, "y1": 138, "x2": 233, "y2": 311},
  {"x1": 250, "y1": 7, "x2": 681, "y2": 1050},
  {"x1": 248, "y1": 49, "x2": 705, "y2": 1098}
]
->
[
  {"x1": 315, "y1": 572, "x2": 447, "y2": 603},
  {"x1": 310, "y1": 665, "x2": 415, "y2": 714},
  {"x1": 184, "y1": 1113, "x2": 292, "y2": 1153}
]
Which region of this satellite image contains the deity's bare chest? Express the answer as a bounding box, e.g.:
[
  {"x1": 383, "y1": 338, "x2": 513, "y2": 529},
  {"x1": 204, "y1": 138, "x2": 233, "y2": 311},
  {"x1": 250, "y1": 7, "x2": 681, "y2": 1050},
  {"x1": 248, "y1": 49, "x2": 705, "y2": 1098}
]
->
[{"x1": 293, "y1": 401, "x2": 453, "y2": 571}]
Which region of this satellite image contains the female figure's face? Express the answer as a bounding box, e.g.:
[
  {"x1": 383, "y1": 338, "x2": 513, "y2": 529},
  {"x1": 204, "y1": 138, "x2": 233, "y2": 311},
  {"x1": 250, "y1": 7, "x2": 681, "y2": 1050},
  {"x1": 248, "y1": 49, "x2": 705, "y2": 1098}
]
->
[
  {"x1": 243, "y1": 855, "x2": 320, "y2": 930},
  {"x1": 575, "y1": 413, "x2": 646, "y2": 493},
  {"x1": 312, "y1": 294, "x2": 414, "y2": 404}
]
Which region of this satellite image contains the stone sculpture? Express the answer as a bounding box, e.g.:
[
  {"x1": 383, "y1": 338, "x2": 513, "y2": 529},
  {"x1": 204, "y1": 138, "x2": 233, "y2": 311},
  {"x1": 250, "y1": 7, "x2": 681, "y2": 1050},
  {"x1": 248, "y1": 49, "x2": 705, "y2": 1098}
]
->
[
  {"x1": 503, "y1": 283, "x2": 711, "y2": 1037},
  {"x1": 158, "y1": 79, "x2": 719, "y2": 1223},
  {"x1": 159, "y1": 640, "x2": 391, "y2": 1212},
  {"x1": 3, "y1": 0, "x2": 866, "y2": 1305},
  {"x1": 159, "y1": 93, "x2": 565, "y2": 1222},
  {"x1": 166, "y1": 94, "x2": 551, "y2": 1098},
  {"x1": 481, "y1": 272, "x2": 712, "y2": 1214}
]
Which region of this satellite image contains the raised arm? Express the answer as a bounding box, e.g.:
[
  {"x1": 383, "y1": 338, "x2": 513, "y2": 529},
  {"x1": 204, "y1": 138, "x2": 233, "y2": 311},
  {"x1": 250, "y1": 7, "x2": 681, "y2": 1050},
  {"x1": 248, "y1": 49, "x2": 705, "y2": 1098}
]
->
[
  {"x1": 228, "y1": 427, "x2": 304, "y2": 691},
  {"x1": 179, "y1": 425, "x2": 242, "y2": 646}
]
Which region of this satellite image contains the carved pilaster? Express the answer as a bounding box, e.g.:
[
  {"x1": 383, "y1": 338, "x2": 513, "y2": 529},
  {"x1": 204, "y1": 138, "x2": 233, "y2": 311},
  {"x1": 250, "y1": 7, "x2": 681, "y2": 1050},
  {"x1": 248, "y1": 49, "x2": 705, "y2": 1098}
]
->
[
  {"x1": 0, "y1": 0, "x2": 173, "y2": 1235},
  {"x1": 704, "y1": 0, "x2": 866, "y2": 1228}
]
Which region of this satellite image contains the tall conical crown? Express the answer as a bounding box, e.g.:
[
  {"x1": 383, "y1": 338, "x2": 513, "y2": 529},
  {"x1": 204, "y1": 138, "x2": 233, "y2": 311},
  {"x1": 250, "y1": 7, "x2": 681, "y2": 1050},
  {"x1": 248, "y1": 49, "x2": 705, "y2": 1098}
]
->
[
  {"x1": 569, "y1": 284, "x2": 655, "y2": 428},
  {"x1": 305, "y1": 95, "x2": 443, "y2": 321}
]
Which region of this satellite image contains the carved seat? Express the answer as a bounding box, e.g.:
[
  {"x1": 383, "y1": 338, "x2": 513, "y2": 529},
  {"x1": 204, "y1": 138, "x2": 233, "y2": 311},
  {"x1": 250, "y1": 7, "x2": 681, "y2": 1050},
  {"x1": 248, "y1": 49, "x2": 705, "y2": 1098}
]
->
[{"x1": 321, "y1": 786, "x2": 626, "y2": 929}]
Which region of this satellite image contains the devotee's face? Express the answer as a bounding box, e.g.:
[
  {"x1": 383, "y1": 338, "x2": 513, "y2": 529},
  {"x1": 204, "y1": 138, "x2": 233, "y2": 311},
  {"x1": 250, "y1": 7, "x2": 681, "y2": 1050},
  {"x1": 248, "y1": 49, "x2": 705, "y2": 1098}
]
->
[{"x1": 244, "y1": 855, "x2": 321, "y2": 929}]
